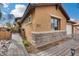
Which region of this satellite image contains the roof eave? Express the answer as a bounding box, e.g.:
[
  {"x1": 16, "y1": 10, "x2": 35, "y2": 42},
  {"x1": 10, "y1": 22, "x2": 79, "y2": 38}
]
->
[{"x1": 21, "y1": 3, "x2": 70, "y2": 24}]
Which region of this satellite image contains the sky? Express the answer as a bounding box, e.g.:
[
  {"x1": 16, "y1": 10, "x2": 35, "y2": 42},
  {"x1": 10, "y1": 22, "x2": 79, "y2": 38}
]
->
[
  {"x1": 63, "y1": 3, "x2": 79, "y2": 20},
  {"x1": 1, "y1": 3, "x2": 28, "y2": 17},
  {"x1": 0, "y1": 3, "x2": 79, "y2": 26},
  {"x1": 0, "y1": 3, "x2": 28, "y2": 26}
]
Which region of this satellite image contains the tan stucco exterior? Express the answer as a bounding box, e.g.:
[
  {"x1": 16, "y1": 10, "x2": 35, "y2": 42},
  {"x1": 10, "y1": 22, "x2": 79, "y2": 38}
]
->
[
  {"x1": 21, "y1": 4, "x2": 68, "y2": 45},
  {"x1": 32, "y1": 6, "x2": 67, "y2": 32}
]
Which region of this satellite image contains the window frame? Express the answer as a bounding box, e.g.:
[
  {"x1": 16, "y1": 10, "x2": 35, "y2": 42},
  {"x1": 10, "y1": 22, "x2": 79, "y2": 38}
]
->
[
  {"x1": 24, "y1": 15, "x2": 32, "y2": 24},
  {"x1": 51, "y1": 17, "x2": 60, "y2": 30}
]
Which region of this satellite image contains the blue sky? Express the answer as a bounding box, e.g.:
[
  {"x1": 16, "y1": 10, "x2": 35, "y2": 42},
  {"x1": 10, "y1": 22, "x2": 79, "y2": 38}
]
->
[
  {"x1": 0, "y1": 3, "x2": 79, "y2": 26},
  {"x1": 2, "y1": 3, "x2": 79, "y2": 19},
  {"x1": 2, "y1": 3, "x2": 28, "y2": 14},
  {"x1": 0, "y1": 3, "x2": 28, "y2": 25},
  {"x1": 63, "y1": 3, "x2": 79, "y2": 20}
]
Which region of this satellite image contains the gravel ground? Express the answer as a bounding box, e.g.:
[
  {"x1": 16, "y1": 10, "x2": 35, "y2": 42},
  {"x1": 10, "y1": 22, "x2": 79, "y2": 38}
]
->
[{"x1": 0, "y1": 33, "x2": 29, "y2": 56}]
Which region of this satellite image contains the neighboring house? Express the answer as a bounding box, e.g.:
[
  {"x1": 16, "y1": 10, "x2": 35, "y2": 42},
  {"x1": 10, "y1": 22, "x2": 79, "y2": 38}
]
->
[
  {"x1": 66, "y1": 20, "x2": 76, "y2": 36},
  {"x1": 14, "y1": 17, "x2": 22, "y2": 32},
  {"x1": 72, "y1": 21, "x2": 79, "y2": 34},
  {"x1": 20, "y1": 3, "x2": 71, "y2": 47},
  {"x1": 14, "y1": 17, "x2": 26, "y2": 38},
  {"x1": 14, "y1": 17, "x2": 22, "y2": 27},
  {"x1": 68, "y1": 21, "x2": 79, "y2": 40}
]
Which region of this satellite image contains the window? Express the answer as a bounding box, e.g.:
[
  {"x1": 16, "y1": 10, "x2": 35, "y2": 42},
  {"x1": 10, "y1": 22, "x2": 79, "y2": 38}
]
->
[
  {"x1": 28, "y1": 16, "x2": 32, "y2": 22},
  {"x1": 51, "y1": 18, "x2": 60, "y2": 30},
  {"x1": 25, "y1": 15, "x2": 32, "y2": 24}
]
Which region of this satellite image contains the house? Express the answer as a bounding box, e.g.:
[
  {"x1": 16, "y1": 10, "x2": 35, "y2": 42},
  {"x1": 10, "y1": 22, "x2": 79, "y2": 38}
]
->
[
  {"x1": 14, "y1": 17, "x2": 22, "y2": 28},
  {"x1": 72, "y1": 21, "x2": 79, "y2": 35},
  {"x1": 14, "y1": 17, "x2": 22, "y2": 33},
  {"x1": 20, "y1": 3, "x2": 71, "y2": 48},
  {"x1": 14, "y1": 17, "x2": 26, "y2": 37},
  {"x1": 67, "y1": 21, "x2": 79, "y2": 40},
  {"x1": 66, "y1": 20, "x2": 76, "y2": 38}
]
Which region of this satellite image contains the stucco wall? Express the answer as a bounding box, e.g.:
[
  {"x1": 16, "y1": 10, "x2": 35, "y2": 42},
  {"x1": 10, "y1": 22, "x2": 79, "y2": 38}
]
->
[
  {"x1": 21, "y1": 5, "x2": 68, "y2": 46},
  {"x1": 66, "y1": 23, "x2": 73, "y2": 35},
  {"x1": 21, "y1": 10, "x2": 35, "y2": 45},
  {"x1": 32, "y1": 6, "x2": 67, "y2": 32},
  {"x1": 21, "y1": 22, "x2": 34, "y2": 44}
]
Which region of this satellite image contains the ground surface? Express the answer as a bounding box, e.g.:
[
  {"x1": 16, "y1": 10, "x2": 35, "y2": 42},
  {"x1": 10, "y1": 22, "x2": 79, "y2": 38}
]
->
[
  {"x1": 0, "y1": 33, "x2": 29, "y2": 56},
  {"x1": 11, "y1": 33, "x2": 29, "y2": 56},
  {"x1": 0, "y1": 33, "x2": 79, "y2": 56},
  {"x1": 29, "y1": 39, "x2": 79, "y2": 56}
]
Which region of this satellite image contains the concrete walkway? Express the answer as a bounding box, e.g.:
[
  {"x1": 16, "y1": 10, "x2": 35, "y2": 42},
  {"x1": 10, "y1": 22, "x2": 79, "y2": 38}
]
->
[{"x1": 11, "y1": 33, "x2": 29, "y2": 56}]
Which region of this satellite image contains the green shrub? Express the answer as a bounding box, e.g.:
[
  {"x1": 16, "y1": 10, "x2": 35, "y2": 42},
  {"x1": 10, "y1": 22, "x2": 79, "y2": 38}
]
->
[{"x1": 23, "y1": 39, "x2": 30, "y2": 47}]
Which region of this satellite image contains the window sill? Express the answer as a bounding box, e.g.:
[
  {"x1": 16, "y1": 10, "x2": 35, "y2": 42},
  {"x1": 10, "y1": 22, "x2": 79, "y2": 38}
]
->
[{"x1": 26, "y1": 21, "x2": 32, "y2": 26}]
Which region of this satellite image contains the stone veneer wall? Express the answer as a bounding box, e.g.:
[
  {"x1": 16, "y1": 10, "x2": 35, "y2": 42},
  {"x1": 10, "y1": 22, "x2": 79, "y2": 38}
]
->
[{"x1": 32, "y1": 30, "x2": 66, "y2": 48}]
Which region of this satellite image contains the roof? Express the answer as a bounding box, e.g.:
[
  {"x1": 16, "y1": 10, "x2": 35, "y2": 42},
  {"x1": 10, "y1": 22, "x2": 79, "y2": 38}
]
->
[
  {"x1": 67, "y1": 20, "x2": 76, "y2": 24},
  {"x1": 21, "y1": 3, "x2": 70, "y2": 23},
  {"x1": 72, "y1": 21, "x2": 79, "y2": 26},
  {"x1": 15, "y1": 17, "x2": 22, "y2": 22}
]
